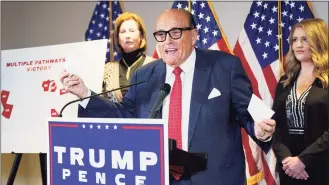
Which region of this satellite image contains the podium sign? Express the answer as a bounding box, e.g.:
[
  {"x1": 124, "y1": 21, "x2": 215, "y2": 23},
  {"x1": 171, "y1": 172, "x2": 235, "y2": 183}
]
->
[{"x1": 48, "y1": 118, "x2": 169, "y2": 185}]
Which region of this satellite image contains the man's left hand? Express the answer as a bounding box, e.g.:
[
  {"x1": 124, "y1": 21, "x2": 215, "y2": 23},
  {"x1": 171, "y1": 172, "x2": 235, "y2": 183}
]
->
[{"x1": 254, "y1": 119, "x2": 276, "y2": 141}]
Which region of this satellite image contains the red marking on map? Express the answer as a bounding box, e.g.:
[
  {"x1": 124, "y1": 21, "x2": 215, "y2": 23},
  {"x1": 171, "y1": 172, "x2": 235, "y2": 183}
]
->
[
  {"x1": 42, "y1": 80, "x2": 57, "y2": 92},
  {"x1": 59, "y1": 88, "x2": 68, "y2": 95},
  {"x1": 2, "y1": 104, "x2": 13, "y2": 119},
  {"x1": 51, "y1": 109, "x2": 59, "y2": 117},
  {"x1": 1, "y1": 90, "x2": 13, "y2": 119}
]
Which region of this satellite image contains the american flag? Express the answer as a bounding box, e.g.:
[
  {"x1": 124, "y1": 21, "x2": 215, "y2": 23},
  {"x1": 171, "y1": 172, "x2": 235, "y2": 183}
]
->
[
  {"x1": 234, "y1": 1, "x2": 314, "y2": 185},
  {"x1": 85, "y1": 1, "x2": 124, "y2": 62},
  {"x1": 153, "y1": 0, "x2": 232, "y2": 58}
]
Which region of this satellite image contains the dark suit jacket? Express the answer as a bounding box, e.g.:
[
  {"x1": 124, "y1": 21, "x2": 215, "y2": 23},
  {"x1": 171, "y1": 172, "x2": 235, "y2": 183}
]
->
[
  {"x1": 79, "y1": 49, "x2": 271, "y2": 185},
  {"x1": 272, "y1": 75, "x2": 329, "y2": 182}
]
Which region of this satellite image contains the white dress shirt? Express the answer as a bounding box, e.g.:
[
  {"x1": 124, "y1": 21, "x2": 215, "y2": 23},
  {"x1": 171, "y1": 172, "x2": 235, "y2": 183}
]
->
[
  {"x1": 162, "y1": 49, "x2": 196, "y2": 151},
  {"x1": 80, "y1": 49, "x2": 197, "y2": 150}
]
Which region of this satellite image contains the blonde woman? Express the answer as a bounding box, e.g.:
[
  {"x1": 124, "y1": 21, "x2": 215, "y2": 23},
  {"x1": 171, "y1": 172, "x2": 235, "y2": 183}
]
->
[
  {"x1": 272, "y1": 18, "x2": 329, "y2": 185},
  {"x1": 103, "y1": 12, "x2": 155, "y2": 102}
]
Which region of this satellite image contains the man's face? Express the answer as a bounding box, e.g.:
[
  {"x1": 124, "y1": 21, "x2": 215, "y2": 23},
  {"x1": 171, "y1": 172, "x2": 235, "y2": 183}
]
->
[{"x1": 154, "y1": 10, "x2": 197, "y2": 67}]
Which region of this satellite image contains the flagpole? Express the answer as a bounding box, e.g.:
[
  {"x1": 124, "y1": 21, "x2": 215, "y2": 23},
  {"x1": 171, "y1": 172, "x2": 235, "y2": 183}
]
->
[
  {"x1": 119, "y1": 0, "x2": 125, "y2": 12},
  {"x1": 277, "y1": 0, "x2": 284, "y2": 78},
  {"x1": 109, "y1": 1, "x2": 114, "y2": 63}
]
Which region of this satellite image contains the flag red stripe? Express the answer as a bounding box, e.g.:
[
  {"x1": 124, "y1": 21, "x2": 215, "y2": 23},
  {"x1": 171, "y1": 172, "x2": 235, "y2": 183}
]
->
[
  {"x1": 233, "y1": 42, "x2": 261, "y2": 98},
  {"x1": 261, "y1": 151, "x2": 277, "y2": 185},
  {"x1": 217, "y1": 39, "x2": 231, "y2": 54},
  {"x1": 153, "y1": 49, "x2": 159, "y2": 59},
  {"x1": 241, "y1": 129, "x2": 259, "y2": 183},
  {"x1": 262, "y1": 65, "x2": 277, "y2": 100}
]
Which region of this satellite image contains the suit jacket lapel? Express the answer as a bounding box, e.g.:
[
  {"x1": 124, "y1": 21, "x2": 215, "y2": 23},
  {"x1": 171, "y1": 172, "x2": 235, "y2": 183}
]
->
[{"x1": 188, "y1": 49, "x2": 213, "y2": 148}]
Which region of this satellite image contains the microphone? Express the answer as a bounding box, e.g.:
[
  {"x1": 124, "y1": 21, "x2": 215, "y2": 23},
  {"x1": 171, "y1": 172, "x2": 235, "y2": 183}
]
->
[
  {"x1": 148, "y1": 83, "x2": 171, "y2": 118},
  {"x1": 58, "y1": 66, "x2": 156, "y2": 117}
]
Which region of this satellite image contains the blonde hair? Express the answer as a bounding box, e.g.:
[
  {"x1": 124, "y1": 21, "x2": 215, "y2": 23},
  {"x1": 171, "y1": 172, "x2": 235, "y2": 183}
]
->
[
  {"x1": 114, "y1": 12, "x2": 147, "y2": 53},
  {"x1": 283, "y1": 18, "x2": 328, "y2": 88}
]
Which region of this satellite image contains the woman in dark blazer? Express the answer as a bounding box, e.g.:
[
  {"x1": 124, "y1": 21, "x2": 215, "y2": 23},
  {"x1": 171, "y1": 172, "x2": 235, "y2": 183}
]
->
[{"x1": 272, "y1": 18, "x2": 329, "y2": 185}]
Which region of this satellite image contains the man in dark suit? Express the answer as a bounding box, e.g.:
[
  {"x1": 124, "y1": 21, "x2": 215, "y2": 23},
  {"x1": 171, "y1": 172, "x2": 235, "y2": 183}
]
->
[{"x1": 60, "y1": 9, "x2": 276, "y2": 185}]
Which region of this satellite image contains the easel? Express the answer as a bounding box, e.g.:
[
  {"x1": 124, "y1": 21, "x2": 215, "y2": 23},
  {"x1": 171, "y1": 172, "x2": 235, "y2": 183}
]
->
[{"x1": 6, "y1": 153, "x2": 47, "y2": 185}]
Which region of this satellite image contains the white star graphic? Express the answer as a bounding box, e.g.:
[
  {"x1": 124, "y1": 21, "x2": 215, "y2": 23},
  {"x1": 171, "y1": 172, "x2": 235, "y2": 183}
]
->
[
  {"x1": 105, "y1": 125, "x2": 109, "y2": 129},
  {"x1": 297, "y1": 16, "x2": 304, "y2": 22},
  {"x1": 114, "y1": 51, "x2": 118, "y2": 56},
  {"x1": 267, "y1": 29, "x2": 272, "y2": 36},
  {"x1": 289, "y1": 14, "x2": 293, "y2": 20},
  {"x1": 87, "y1": 38, "x2": 91, "y2": 41},
  {"x1": 276, "y1": 34, "x2": 282, "y2": 39},
  {"x1": 204, "y1": 27, "x2": 209, "y2": 33},
  {"x1": 97, "y1": 2, "x2": 100, "y2": 5},
  {"x1": 89, "y1": 29, "x2": 93, "y2": 34},
  {"x1": 176, "y1": 3, "x2": 182, "y2": 9},
  {"x1": 184, "y1": 6, "x2": 188, "y2": 11},
  {"x1": 282, "y1": 10, "x2": 288, "y2": 17},
  {"x1": 97, "y1": 125, "x2": 101, "y2": 129},
  {"x1": 205, "y1": 16, "x2": 211, "y2": 22},
  {"x1": 290, "y1": 2, "x2": 295, "y2": 8},
  {"x1": 92, "y1": 20, "x2": 95, "y2": 24},
  {"x1": 250, "y1": 22, "x2": 257, "y2": 29},
  {"x1": 196, "y1": 23, "x2": 202, "y2": 30},
  {"x1": 96, "y1": 32, "x2": 101, "y2": 37},
  {"x1": 280, "y1": 21, "x2": 285, "y2": 28},
  {"x1": 272, "y1": 6, "x2": 278, "y2": 13},
  {"x1": 274, "y1": 44, "x2": 279, "y2": 51},
  {"x1": 107, "y1": 48, "x2": 110, "y2": 53},
  {"x1": 102, "y1": 36, "x2": 106, "y2": 39},
  {"x1": 269, "y1": 17, "x2": 275, "y2": 24},
  {"x1": 202, "y1": 38, "x2": 207, "y2": 44},
  {"x1": 289, "y1": 26, "x2": 292, "y2": 31},
  {"x1": 258, "y1": 26, "x2": 263, "y2": 33},
  {"x1": 95, "y1": 11, "x2": 98, "y2": 15},
  {"x1": 192, "y1": 0, "x2": 197, "y2": 5},
  {"x1": 104, "y1": 26, "x2": 108, "y2": 31},
  {"x1": 90, "y1": 124, "x2": 93, "y2": 129},
  {"x1": 285, "y1": 0, "x2": 289, "y2": 6},
  {"x1": 299, "y1": 5, "x2": 305, "y2": 12},
  {"x1": 98, "y1": 23, "x2": 103, "y2": 28},
  {"x1": 265, "y1": 41, "x2": 270, "y2": 47},
  {"x1": 200, "y1": 2, "x2": 205, "y2": 8},
  {"x1": 191, "y1": 9, "x2": 195, "y2": 15},
  {"x1": 113, "y1": 125, "x2": 118, "y2": 130},
  {"x1": 212, "y1": 30, "x2": 218, "y2": 36},
  {"x1": 256, "y1": 37, "x2": 261, "y2": 44},
  {"x1": 256, "y1": 1, "x2": 262, "y2": 6},
  {"x1": 106, "y1": 16, "x2": 109, "y2": 21},
  {"x1": 253, "y1": 11, "x2": 259, "y2": 18},
  {"x1": 197, "y1": 35, "x2": 200, "y2": 40},
  {"x1": 100, "y1": 13, "x2": 105, "y2": 18},
  {"x1": 262, "y1": 52, "x2": 268, "y2": 59},
  {"x1": 261, "y1": 15, "x2": 265, "y2": 21},
  {"x1": 198, "y1": 12, "x2": 204, "y2": 19},
  {"x1": 102, "y1": 3, "x2": 107, "y2": 8},
  {"x1": 82, "y1": 124, "x2": 86, "y2": 128},
  {"x1": 263, "y1": 3, "x2": 268, "y2": 9}
]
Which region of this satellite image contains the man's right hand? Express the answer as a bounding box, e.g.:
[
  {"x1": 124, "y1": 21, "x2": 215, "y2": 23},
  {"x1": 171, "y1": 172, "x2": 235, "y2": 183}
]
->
[{"x1": 60, "y1": 71, "x2": 89, "y2": 99}]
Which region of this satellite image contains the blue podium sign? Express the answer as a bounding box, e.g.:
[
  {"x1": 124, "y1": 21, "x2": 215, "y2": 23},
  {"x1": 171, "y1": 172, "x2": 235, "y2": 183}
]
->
[{"x1": 48, "y1": 118, "x2": 169, "y2": 185}]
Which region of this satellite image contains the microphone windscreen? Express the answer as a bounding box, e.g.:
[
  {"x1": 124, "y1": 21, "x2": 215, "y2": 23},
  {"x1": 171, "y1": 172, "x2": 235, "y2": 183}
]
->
[{"x1": 161, "y1": 83, "x2": 171, "y2": 94}]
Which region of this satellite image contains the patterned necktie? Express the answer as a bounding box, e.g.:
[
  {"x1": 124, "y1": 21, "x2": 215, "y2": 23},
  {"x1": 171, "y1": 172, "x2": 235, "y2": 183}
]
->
[{"x1": 168, "y1": 67, "x2": 183, "y2": 149}]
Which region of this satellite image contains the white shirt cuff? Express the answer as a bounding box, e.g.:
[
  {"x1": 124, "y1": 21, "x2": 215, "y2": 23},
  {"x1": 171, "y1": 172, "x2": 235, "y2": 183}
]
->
[{"x1": 79, "y1": 90, "x2": 91, "y2": 109}]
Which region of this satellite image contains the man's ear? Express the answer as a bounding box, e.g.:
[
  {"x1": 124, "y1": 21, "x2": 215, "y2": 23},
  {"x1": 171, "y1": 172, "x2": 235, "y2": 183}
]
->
[{"x1": 191, "y1": 29, "x2": 198, "y2": 46}]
